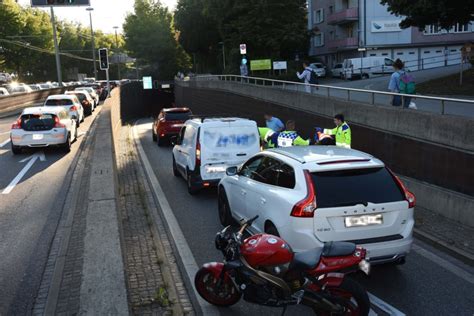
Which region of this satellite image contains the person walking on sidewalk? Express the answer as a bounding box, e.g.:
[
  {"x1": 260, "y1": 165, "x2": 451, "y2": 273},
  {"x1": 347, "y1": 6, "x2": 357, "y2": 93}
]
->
[
  {"x1": 388, "y1": 59, "x2": 414, "y2": 108},
  {"x1": 264, "y1": 113, "x2": 284, "y2": 132},
  {"x1": 317, "y1": 114, "x2": 352, "y2": 148},
  {"x1": 297, "y1": 61, "x2": 317, "y2": 93},
  {"x1": 277, "y1": 120, "x2": 310, "y2": 147}
]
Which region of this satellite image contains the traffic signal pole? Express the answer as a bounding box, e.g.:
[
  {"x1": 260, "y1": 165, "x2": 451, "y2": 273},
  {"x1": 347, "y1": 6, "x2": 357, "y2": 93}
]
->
[{"x1": 50, "y1": 6, "x2": 63, "y2": 86}]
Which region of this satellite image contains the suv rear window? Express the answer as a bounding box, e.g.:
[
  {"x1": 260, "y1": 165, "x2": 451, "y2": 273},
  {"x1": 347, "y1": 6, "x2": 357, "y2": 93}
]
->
[
  {"x1": 21, "y1": 114, "x2": 56, "y2": 131},
  {"x1": 311, "y1": 167, "x2": 404, "y2": 208},
  {"x1": 45, "y1": 99, "x2": 73, "y2": 106},
  {"x1": 165, "y1": 111, "x2": 191, "y2": 121}
]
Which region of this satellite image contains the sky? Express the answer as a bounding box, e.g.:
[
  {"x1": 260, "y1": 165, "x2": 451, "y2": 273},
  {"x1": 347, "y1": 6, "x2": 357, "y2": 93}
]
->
[{"x1": 18, "y1": 0, "x2": 178, "y2": 34}]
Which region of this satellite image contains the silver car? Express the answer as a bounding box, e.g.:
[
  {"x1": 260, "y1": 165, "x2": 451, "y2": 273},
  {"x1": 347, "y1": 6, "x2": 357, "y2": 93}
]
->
[
  {"x1": 75, "y1": 87, "x2": 99, "y2": 106},
  {"x1": 10, "y1": 106, "x2": 77, "y2": 154}
]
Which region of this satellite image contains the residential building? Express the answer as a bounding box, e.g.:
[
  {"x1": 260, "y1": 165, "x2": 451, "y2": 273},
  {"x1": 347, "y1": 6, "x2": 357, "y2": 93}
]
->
[{"x1": 307, "y1": 0, "x2": 474, "y2": 70}]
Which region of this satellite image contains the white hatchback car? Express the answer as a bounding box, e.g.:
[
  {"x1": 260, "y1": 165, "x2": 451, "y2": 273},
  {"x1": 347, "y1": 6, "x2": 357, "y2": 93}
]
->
[
  {"x1": 309, "y1": 63, "x2": 326, "y2": 77},
  {"x1": 218, "y1": 146, "x2": 415, "y2": 265},
  {"x1": 172, "y1": 117, "x2": 260, "y2": 195},
  {"x1": 75, "y1": 87, "x2": 99, "y2": 106},
  {"x1": 44, "y1": 94, "x2": 84, "y2": 127},
  {"x1": 10, "y1": 106, "x2": 77, "y2": 154}
]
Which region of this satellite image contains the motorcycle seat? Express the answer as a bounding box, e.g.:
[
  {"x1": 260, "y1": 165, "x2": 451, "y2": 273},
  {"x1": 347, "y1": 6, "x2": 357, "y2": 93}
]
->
[
  {"x1": 290, "y1": 248, "x2": 323, "y2": 271},
  {"x1": 322, "y1": 241, "x2": 356, "y2": 257}
]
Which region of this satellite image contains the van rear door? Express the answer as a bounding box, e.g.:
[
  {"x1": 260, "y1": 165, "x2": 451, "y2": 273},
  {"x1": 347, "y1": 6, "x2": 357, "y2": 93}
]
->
[{"x1": 199, "y1": 121, "x2": 259, "y2": 180}]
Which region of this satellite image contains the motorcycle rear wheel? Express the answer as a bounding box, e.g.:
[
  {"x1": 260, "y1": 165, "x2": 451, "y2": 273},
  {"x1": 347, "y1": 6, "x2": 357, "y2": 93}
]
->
[
  {"x1": 194, "y1": 267, "x2": 242, "y2": 306},
  {"x1": 311, "y1": 278, "x2": 370, "y2": 316}
]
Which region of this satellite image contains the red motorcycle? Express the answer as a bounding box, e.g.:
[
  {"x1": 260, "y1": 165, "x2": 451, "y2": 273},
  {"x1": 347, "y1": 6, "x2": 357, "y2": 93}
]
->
[{"x1": 195, "y1": 216, "x2": 371, "y2": 315}]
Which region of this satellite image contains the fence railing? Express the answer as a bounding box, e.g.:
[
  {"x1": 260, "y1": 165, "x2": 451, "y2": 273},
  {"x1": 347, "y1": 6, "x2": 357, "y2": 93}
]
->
[{"x1": 185, "y1": 74, "x2": 474, "y2": 117}]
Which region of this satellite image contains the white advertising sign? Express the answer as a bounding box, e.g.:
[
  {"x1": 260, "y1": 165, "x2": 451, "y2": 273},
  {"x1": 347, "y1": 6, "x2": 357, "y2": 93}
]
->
[
  {"x1": 240, "y1": 44, "x2": 247, "y2": 55},
  {"x1": 371, "y1": 20, "x2": 402, "y2": 33},
  {"x1": 273, "y1": 61, "x2": 287, "y2": 70}
]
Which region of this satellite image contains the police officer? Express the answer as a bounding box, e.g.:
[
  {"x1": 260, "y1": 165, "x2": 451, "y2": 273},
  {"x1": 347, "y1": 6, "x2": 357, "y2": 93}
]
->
[
  {"x1": 320, "y1": 114, "x2": 351, "y2": 148},
  {"x1": 314, "y1": 127, "x2": 335, "y2": 145},
  {"x1": 258, "y1": 127, "x2": 279, "y2": 148},
  {"x1": 277, "y1": 120, "x2": 310, "y2": 147}
]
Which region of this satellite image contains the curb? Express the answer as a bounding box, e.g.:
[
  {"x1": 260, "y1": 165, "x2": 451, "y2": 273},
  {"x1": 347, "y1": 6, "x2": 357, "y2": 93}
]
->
[{"x1": 414, "y1": 228, "x2": 474, "y2": 266}]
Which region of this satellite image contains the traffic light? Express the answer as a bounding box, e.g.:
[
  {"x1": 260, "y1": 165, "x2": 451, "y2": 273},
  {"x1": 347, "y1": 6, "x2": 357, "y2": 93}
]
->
[
  {"x1": 99, "y1": 48, "x2": 109, "y2": 70},
  {"x1": 31, "y1": 0, "x2": 90, "y2": 7}
]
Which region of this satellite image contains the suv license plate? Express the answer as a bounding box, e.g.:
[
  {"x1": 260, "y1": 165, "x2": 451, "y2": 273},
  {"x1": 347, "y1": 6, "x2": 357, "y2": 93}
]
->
[
  {"x1": 345, "y1": 214, "x2": 383, "y2": 228},
  {"x1": 33, "y1": 134, "x2": 44, "y2": 140}
]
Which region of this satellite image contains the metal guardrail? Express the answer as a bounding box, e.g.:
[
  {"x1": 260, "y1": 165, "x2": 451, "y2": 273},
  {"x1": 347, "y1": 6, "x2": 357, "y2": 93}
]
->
[{"x1": 188, "y1": 75, "x2": 474, "y2": 116}]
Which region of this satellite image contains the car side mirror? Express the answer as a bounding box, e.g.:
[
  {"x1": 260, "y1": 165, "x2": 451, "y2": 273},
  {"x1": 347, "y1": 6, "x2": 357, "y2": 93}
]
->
[{"x1": 226, "y1": 166, "x2": 238, "y2": 176}]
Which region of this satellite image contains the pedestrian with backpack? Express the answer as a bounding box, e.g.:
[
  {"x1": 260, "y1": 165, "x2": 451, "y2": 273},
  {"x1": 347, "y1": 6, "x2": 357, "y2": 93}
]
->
[
  {"x1": 297, "y1": 61, "x2": 318, "y2": 93},
  {"x1": 388, "y1": 59, "x2": 416, "y2": 108}
]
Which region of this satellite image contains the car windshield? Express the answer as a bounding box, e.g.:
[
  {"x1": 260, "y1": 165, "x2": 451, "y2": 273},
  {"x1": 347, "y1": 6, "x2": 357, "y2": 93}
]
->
[
  {"x1": 312, "y1": 64, "x2": 323, "y2": 68},
  {"x1": 21, "y1": 114, "x2": 56, "y2": 131},
  {"x1": 45, "y1": 99, "x2": 73, "y2": 106},
  {"x1": 164, "y1": 111, "x2": 191, "y2": 121},
  {"x1": 311, "y1": 167, "x2": 404, "y2": 208}
]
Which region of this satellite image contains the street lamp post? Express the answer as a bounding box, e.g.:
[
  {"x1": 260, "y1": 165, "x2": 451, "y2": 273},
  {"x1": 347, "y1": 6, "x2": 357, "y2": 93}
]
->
[
  {"x1": 86, "y1": 7, "x2": 97, "y2": 80},
  {"x1": 50, "y1": 7, "x2": 62, "y2": 86},
  {"x1": 219, "y1": 42, "x2": 226, "y2": 72},
  {"x1": 113, "y1": 26, "x2": 121, "y2": 80}
]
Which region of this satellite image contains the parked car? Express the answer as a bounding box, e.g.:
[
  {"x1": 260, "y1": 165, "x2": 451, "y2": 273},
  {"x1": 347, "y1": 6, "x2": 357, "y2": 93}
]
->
[
  {"x1": 218, "y1": 146, "x2": 415, "y2": 265},
  {"x1": 75, "y1": 87, "x2": 99, "y2": 106},
  {"x1": 65, "y1": 90, "x2": 95, "y2": 116},
  {"x1": 309, "y1": 63, "x2": 326, "y2": 77},
  {"x1": 172, "y1": 117, "x2": 260, "y2": 195},
  {"x1": 10, "y1": 106, "x2": 77, "y2": 154},
  {"x1": 342, "y1": 57, "x2": 394, "y2": 80},
  {"x1": 28, "y1": 84, "x2": 42, "y2": 91},
  {"x1": 0, "y1": 87, "x2": 9, "y2": 96},
  {"x1": 153, "y1": 108, "x2": 192, "y2": 146},
  {"x1": 44, "y1": 94, "x2": 84, "y2": 127},
  {"x1": 39, "y1": 83, "x2": 53, "y2": 90},
  {"x1": 7, "y1": 84, "x2": 33, "y2": 94},
  {"x1": 331, "y1": 63, "x2": 344, "y2": 78}
]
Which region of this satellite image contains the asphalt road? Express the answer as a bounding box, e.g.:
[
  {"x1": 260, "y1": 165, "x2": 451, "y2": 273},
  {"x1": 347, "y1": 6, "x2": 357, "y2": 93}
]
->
[
  {"x1": 136, "y1": 119, "x2": 474, "y2": 316},
  {"x1": 0, "y1": 106, "x2": 101, "y2": 314}
]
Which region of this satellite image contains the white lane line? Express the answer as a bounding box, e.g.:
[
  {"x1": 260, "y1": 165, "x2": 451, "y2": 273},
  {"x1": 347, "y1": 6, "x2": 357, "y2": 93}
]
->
[
  {"x1": 412, "y1": 244, "x2": 474, "y2": 285},
  {"x1": 134, "y1": 120, "x2": 405, "y2": 316},
  {"x1": 2, "y1": 152, "x2": 45, "y2": 194},
  {"x1": 0, "y1": 138, "x2": 10, "y2": 148},
  {"x1": 133, "y1": 120, "x2": 220, "y2": 316}
]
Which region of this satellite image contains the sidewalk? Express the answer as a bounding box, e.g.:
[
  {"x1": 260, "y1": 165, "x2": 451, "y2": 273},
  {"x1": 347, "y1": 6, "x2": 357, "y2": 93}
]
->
[{"x1": 33, "y1": 92, "x2": 194, "y2": 315}]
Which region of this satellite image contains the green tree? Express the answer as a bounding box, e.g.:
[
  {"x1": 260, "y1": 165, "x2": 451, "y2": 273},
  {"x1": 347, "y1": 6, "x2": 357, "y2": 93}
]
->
[
  {"x1": 123, "y1": 0, "x2": 191, "y2": 80},
  {"x1": 381, "y1": 0, "x2": 474, "y2": 30}
]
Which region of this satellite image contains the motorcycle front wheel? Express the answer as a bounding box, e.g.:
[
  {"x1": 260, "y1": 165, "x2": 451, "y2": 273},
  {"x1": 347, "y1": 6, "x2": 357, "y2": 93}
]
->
[
  {"x1": 194, "y1": 267, "x2": 242, "y2": 306},
  {"x1": 309, "y1": 278, "x2": 370, "y2": 316}
]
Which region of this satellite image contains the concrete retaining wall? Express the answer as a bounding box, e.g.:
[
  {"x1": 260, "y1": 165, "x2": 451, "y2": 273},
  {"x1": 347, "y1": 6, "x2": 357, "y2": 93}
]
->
[{"x1": 0, "y1": 88, "x2": 69, "y2": 112}]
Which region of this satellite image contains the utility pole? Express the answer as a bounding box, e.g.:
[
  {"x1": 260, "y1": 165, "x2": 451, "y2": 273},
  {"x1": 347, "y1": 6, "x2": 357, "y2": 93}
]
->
[
  {"x1": 219, "y1": 42, "x2": 226, "y2": 72},
  {"x1": 113, "y1": 26, "x2": 121, "y2": 80},
  {"x1": 87, "y1": 7, "x2": 97, "y2": 80},
  {"x1": 50, "y1": 7, "x2": 62, "y2": 86}
]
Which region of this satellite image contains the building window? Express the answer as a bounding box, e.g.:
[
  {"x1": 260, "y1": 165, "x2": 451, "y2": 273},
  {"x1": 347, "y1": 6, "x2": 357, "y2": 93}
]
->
[
  {"x1": 329, "y1": 5, "x2": 334, "y2": 14},
  {"x1": 370, "y1": 53, "x2": 376, "y2": 56},
  {"x1": 409, "y1": 52, "x2": 415, "y2": 55},
  {"x1": 329, "y1": 31, "x2": 334, "y2": 40},
  {"x1": 424, "y1": 51, "x2": 430, "y2": 54},
  {"x1": 313, "y1": 8, "x2": 324, "y2": 24},
  {"x1": 397, "y1": 52, "x2": 403, "y2": 55},
  {"x1": 314, "y1": 33, "x2": 324, "y2": 47},
  {"x1": 424, "y1": 22, "x2": 472, "y2": 35},
  {"x1": 382, "y1": 53, "x2": 388, "y2": 56}
]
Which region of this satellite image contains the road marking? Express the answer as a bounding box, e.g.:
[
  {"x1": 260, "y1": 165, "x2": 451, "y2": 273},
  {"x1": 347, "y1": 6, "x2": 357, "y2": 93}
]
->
[
  {"x1": 133, "y1": 120, "x2": 405, "y2": 316},
  {"x1": 133, "y1": 121, "x2": 220, "y2": 316},
  {"x1": 2, "y1": 152, "x2": 46, "y2": 194},
  {"x1": 412, "y1": 244, "x2": 474, "y2": 285},
  {"x1": 0, "y1": 138, "x2": 10, "y2": 148}
]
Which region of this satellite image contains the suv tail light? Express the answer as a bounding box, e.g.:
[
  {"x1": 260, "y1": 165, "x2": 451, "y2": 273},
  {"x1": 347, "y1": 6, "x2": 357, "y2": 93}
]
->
[
  {"x1": 11, "y1": 117, "x2": 22, "y2": 129},
  {"x1": 388, "y1": 168, "x2": 416, "y2": 208},
  {"x1": 291, "y1": 170, "x2": 317, "y2": 218},
  {"x1": 54, "y1": 116, "x2": 65, "y2": 128},
  {"x1": 196, "y1": 139, "x2": 201, "y2": 167},
  {"x1": 70, "y1": 105, "x2": 77, "y2": 111}
]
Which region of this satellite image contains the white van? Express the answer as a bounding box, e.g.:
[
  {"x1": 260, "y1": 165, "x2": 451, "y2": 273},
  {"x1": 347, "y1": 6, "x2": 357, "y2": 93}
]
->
[
  {"x1": 172, "y1": 117, "x2": 260, "y2": 195},
  {"x1": 342, "y1": 57, "x2": 394, "y2": 80}
]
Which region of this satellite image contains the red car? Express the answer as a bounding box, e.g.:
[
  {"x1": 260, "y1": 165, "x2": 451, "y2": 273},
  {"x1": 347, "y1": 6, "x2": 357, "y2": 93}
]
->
[{"x1": 152, "y1": 107, "x2": 192, "y2": 146}]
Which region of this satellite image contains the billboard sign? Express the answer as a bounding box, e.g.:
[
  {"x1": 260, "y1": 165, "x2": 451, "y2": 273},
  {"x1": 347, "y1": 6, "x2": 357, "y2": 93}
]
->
[
  {"x1": 143, "y1": 77, "x2": 153, "y2": 90},
  {"x1": 371, "y1": 20, "x2": 402, "y2": 33},
  {"x1": 250, "y1": 59, "x2": 271, "y2": 71},
  {"x1": 273, "y1": 61, "x2": 287, "y2": 70}
]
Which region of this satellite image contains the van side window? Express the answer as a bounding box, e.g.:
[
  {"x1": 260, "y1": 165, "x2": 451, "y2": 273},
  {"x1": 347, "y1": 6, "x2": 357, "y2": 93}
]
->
[{"x1": 182, "y1": 126, "x2": 195, "y2": 146}]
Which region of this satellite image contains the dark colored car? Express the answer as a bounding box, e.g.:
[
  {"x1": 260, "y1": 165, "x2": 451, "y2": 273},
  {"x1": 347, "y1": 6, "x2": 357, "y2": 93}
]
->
[{"x1": 152, "y1": 107, "x2": 192, "y2": 146}]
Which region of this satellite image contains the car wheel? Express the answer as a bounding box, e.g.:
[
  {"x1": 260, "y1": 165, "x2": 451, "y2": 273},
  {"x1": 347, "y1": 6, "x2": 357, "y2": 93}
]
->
[
  {"x1": 265, "y1": 222, "x2": 280, "y2": 237},
  {"x1": 172, "y1": 156, "x2": 179, "y2": 177},
  {"x1": 62, "y1": 133, "x2": 71, "y2": 153},
  {"x1": 11, "y1": 144, "x2": 22, "y2": 155},
  {"x1": 186, "y1": 169, "x2": 199, "y2": 195},
  {"x1": 218, "y1": 190, "x2": 234, "y2": 227},
  {"x1": 152, "y1": 130, "x2": 157, "y2": 142}
]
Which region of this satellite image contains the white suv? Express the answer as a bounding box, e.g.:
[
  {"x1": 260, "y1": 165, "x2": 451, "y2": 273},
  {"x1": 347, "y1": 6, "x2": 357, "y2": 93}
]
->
[
  {"x1": 172, "y1": 117, "x2": 260, "y2": 195},
  {"x1": 10, "y1": 106, "x2": 77, "y2": 154},
  {"x1": 44, "y1": 94, "x2": 84, "y2": 127},
  {"x1": 218, "y1": 146, "x2": 415, "y2": 265}
]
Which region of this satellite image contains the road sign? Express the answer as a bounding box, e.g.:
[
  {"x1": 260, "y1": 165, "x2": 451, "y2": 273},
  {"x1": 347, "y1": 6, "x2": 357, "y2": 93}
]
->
[
  {"x1": 250, "y1": 59, "x2": 271, "y2": 71},
  {"x1": 273, "y1": 61, "x2": 287, "y2": 70},
  {"x1": 240, "y1": 44, "x2": 247, "y2": 55},
  {"x1": 31, "y1": 0, "x2": 91, "y2": 6},
  {"x1": 143, "y1": 76, "x2": 153, "y2": 90},
  {"x1": 99, "y1": 48, "x2": 109, "y2": 70}
]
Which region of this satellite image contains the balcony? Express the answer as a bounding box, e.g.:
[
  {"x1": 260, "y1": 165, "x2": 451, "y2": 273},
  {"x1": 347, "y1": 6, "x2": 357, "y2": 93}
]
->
[
  {"x1": 327, "y1": 37, "x2": 358, "y2": 50},
  {"x1": 327, "y1": 8, "x2": 359, "y2": 25}
]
